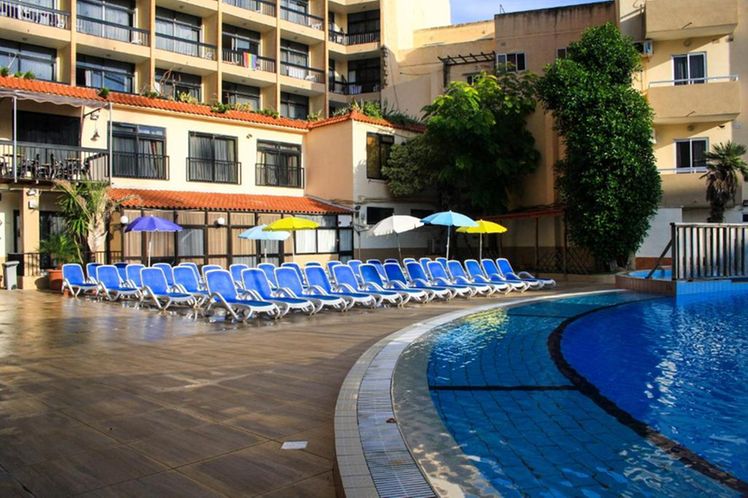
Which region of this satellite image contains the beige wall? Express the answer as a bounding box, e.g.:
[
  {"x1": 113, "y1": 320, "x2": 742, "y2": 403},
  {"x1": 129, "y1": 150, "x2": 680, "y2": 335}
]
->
[
  {"x1": 304, "y1": 120, "x2": 355, "y2": 204},
  {"x1": 654, "y1": 123, "x2": 734, "y2": 171}
]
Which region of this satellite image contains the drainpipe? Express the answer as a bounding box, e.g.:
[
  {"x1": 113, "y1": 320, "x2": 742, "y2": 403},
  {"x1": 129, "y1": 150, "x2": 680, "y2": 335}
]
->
[
  {"x1": 12, "y1": 96, "x2": 17, "y2": 183},
  {"x1": 107, "y1": 101, "x2": 113, "y2": 184}
]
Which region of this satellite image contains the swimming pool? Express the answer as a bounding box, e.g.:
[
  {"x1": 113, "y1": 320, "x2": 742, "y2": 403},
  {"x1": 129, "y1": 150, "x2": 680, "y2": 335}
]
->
[{"x1": 411, "y1": 292, "x2": 746, "y2": 496}]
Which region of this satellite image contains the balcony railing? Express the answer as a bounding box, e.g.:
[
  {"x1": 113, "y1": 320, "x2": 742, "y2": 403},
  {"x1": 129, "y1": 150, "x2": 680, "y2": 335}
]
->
[
  {"x1": 649, "y1": 75, "x2": 739, "y2": 88},
  {"x1": 8, "y1": 251, "x2": 122, "y2": 277},
  {"x1": 0, "y1": 0, "x2": 69, "y2": 29},
  {"x1": 281, "y1": 62, "x2": 324, "y2": 83},
  {"x1": 328, "y1": 29, "x2": 380, "y2": 46},
  {"x1": 222, "y1": 49, "x2": 276, "y2": 73},
  {"x1": 330, "y1": 80, "x2": 380, "y2": 95},
  {"x1": 112, "y1": 152, "x2": 168, "y2": 180},
  {"x1": 156, "y1": 34, "x2": 216, "y2": 60},
  {"x1": 187, "y1": 157, "x2": 240, "y2": 184},
  {"x1": 0, "y1": 141, "x2": 109, "y2": 182},
  {"x1": 77, "y1": 16, "x2": 149, "y2": 46},
  {"x1": 659, "y1": 166, "x2": 708, "y2": 175},
  {"x1": 255, "y1": 163, "x2": 303, "y2": 188},
  {"x1": 280, "y1": 6, "x2": 323, "y2": 30},
  {"x1": 222, "y1": 0, "x2": 275, "y2": 16}
]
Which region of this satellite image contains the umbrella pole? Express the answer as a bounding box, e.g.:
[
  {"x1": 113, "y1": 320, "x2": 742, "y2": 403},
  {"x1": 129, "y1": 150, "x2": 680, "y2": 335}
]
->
[
  {"x1": 263, "y1": 241, "x2": 268, "y2": 263},
  {"x1": 446, "y1": 225, "x2": 451, "y2": 260},
  {"x1": 147, "y1": 232, "x2": 152, "y2": 267},
  {"x1": 397, "y1": 233, "x2": 402, "y2": 261},
  {"x1": 479, "y1": 233, "x2": 483, "y2": 261}
]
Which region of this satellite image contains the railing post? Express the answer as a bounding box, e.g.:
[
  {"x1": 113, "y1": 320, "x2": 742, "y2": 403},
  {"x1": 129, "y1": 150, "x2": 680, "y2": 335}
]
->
[{"x1": 670, "y1": 223, "x2": 677, "y2": 281}]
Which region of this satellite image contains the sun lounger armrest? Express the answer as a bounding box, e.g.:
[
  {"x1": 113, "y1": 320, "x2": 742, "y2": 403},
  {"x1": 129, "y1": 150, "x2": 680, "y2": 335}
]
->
[
  {"x1": 337, "y1": 283, "x2": 359, "y2": 294},
  {"x1": 432, "y1": 277, "x2": 451, "y2": 286},
  {"x1": 388, "y1": 281, "x2": 408, "y2": 290},
  {"x1": 307, "y1": 285, "x2": 327, "y2": 296},
  {"x1": 274, "y1": 287, "x2": 297, "y2": 298},
  {"x1": 363, "y1": 282, "x2": 385, "y2": 292},
  {"x1": 412, "y1": 278, "x2": 430, "y2": 287},
  {"x1": 518, "y1": 271, "x2": 536, "y2": 279},
  {"x1": 453, "y1": 276, "x2": 471, "y2": 285}
]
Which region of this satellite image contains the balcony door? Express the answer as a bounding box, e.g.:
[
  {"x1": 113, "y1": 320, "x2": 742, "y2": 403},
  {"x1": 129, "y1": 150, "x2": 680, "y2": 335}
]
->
[
  {"x1": 673, "y1": 53, "x2": 706, "y2": 85},
  {"x1": 188, "y1": 133, "x2": 238, "y2": 184},
  {"x1": 17, "y1": 111, "x2": 79, "y2": 146},
  {"x1": 156, "y1": 7, "x2": 201, "y2": 57},
  {"x1": 77, "y1": 0, "x2": 134, "y2": 42},
  {"x1": 112, "y1": 123, "x2": 166, "y2": 179}
]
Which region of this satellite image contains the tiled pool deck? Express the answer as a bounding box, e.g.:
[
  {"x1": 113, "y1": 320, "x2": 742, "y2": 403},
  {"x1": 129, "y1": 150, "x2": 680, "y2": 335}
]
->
[{"x1": 0, "y1": 284, "x2": 597, "y2": 497}]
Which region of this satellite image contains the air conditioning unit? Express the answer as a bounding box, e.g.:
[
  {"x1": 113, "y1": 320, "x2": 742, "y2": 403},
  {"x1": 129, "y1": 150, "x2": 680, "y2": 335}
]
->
[{"x1": 641, "y1": 40, "x2": 654, "y2": 57}]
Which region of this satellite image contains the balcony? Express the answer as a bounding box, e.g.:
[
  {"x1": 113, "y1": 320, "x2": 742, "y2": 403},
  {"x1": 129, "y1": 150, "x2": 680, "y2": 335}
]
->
[
  {"x1": 222, "y1": 0, "x2": 275, "y2": 17},
  {"x1": 0, "y1": 0, "x2": 69, "y2": 29},
  {"x1": 255, "y1": 163, "x2": 303, "y2": 188},
  {"x1": 660, "y1": 170, "x2": 715, "y2": 208},
  {"x1": 330, "y1": 80, "x2": 380, "y2": 95},
  {"x1": 222, "y1": 49, "x2": 275, "y2": 73},
  {"x1": 280, "y1": 6, "x2": 323, "y2": 30},
  {"x1": 112, "y1": 152, "x2": 168, "y2": 180},
  {"x1": 77, "y1": 17, "x2": 149, "y2": 46},
  {"x1": 281, "y1": 62, "x2": 324, "y2": 83},
  {"x1": 0, "y1": 141, "x2": 109, "y2": 182},
  {"x1": 647, "y1": 76, "x2": 741, "y2": 124},
  {"x1": 156, "y1": 34, "x2": 216, "y2": 60},
  {"x1": 328, "y1": 30, "x2": 380, "y2": 46},
  {"x1": 646, "y1": 0, "x2": 737, "y2": 40},
  {"x1": 187, "y1": 157, "x2": 240, "y2": 184}
]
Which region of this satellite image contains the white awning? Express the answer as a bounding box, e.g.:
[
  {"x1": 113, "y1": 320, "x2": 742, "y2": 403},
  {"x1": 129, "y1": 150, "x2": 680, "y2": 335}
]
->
[{"x1": 0, "y1": 89, "x2": 106, "y2": 108}]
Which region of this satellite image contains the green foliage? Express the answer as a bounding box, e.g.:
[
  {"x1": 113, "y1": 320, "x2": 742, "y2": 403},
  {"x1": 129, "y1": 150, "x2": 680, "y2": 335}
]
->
[
  {"x1": 210, "y1": 101, "x2": 231, "y2": 114},
  {"x1": 177, "y1": 91, "x2": 198, "y2": 104},
  {"x1": 332, "y1": 100, "x2": 422, "y2": 126},
  {"x1": 0, "y1": 67, "x2": 9, "y2": 77},
  {"x1": 537, "y1": 22, "x2": 661, "y2": 267},
  {"x1": 383, "y1": 71, "x2": 539, "y2": 213},
  {"x1": 38, "y1": 233, "x2": 78, "y2": 266},
  {"x1": 701, "y1": 141, "x2": 748, "y2": 222},
  {"x1": 22, "y1": 71, "x2": 35, "y2": 80},
  {"x1": 257, "y1": 108, "x2": 280, "y2": 119},
  {"x1": 306, "y1": 110, "x2": 323, "y2": 122},
  {"x1": 98, "y1": 87, "x2": 110, "y2": 98}
]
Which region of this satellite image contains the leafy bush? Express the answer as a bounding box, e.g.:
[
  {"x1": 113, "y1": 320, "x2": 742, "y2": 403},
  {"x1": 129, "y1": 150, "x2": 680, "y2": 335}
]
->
[
  {"x1": 257, "y1": 108, "x2": 280, "y2": 119},
  {"x1": 98, "y1": 87, "x2": 110, "y2": 98},
  {"x1": 0, "y1": 67, "x2": 9, "y2": 77}
]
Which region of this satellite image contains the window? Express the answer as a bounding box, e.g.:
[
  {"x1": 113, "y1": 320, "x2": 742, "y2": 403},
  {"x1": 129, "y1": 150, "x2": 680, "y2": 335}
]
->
[
  {"x1": 222, "y1": 82, "x2": 260, "y2": 109},
  {"x1": 348, "y1": 57, "x2": 380, "y2": 93},
  {"x1": 348, "y1": 9, "x2": 379, "y2": 35},
  {"x1": 295, "y1": 215, "x2": 338, "y2": 254},
  {"x1": 366, "y1": 133, "x2": 394, "y2": 179},
  {"x1": 178, "y1": 228, "x2": 204, "y2": 257},
  {"x1": 76, "y1": 54, "x2": 134, "y2": 92},
  {"x1": 366, "y1": 206, "x2": 393, "y2": 225},
  {"x1": 156, "y1": 7, "x2": 201, "y2": 56},
  {"x1": 156, "y1": 69, "x2": 201, "y2": 100},
  {"x1": 281, "y1": 39, "x2": 309, "y2": 67},
  {"x1": 18, "y1": 111, "x2": 79, "y2": 145},
  {"x1": 188, "y1": 132, "x2": 239, "y2": 183},
  {"x1": 282, "y1": 0, "x2": 307, "y2": 13},
  {"x1": 77, "y1": 0, "x2": 134, "y2": 41},
  {"x1": 556, "y1": 48, "x2": 568, "y2": 59},
  {"x1": 466, "y1": 73, "x2": 483, "y2": 85},
  {"x1": 256, "y1": 141, "x2": 303, "y2": 187},
  {"x1": 112, "y1": 123, "x2": 167, "y2": 179},
  {"x1": 280, "y1": 92, "x2": 309, "y2": 119},
  {"x1": 673, "y1": 53, "x2": 706, "y2": 85},
  {"x1": 222, "y1": 24, "x2": 259, "y2": 55},
  {"x1": 676, "y1": 139, "x2": 708, "y2": 171},
  {"x1": 496, "y1": 52, "x2": 526, "y2": 72},
  {"x1": 0, "y1": 40, "x2": 55, "y2": 81}
]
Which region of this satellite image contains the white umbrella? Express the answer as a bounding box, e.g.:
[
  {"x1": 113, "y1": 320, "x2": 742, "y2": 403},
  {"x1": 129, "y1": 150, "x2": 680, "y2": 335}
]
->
[
  {"x1": 238, "y1": 225, "x2": 290, "y2": 262},
  {"x1": 370, "y1": 215, "x2": 424, "y2": 260}
]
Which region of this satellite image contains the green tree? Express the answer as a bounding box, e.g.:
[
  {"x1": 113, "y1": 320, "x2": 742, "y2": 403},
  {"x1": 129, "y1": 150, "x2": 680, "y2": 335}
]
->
[
  {"x1": 701, "y1": 141, "x2": 748, "y2": 223},
  {"x1": 537, "y1": 22, "x2": 661, "y2": 267},
  {"x1": 382, "y1": 71, "x2": 539, "y2": 213}
]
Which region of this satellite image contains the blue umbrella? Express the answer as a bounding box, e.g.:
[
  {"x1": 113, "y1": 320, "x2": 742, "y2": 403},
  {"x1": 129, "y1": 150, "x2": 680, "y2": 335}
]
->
[
  {"x1": 125, "y1": 215, "x2": 183, "y2": 266},
  {"x1": 421, "y1": 211, "x2": 477, "y2": 259},
  {"x1": 238, "y1": 224, "x2": 290, "y2": 262}
]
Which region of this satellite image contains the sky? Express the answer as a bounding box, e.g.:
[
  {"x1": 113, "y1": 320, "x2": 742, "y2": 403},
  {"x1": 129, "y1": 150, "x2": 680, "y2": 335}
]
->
[{"x1": 451, "y1": 0, "x2": 604, "y2": 24}]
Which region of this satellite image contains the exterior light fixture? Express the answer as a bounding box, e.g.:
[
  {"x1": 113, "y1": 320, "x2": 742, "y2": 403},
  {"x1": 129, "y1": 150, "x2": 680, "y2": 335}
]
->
[
  {"x1": 216, "y1": 217, "x2": 226, "y2": 226},
  {"x1": 120, "y1": 215, "x2": 130, "y2": 225}
]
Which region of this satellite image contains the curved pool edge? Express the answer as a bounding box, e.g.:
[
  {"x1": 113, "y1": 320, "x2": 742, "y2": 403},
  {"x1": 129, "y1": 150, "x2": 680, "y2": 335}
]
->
[{"x1": 334, "y1": 289, "x2": 626, "y2": 498}]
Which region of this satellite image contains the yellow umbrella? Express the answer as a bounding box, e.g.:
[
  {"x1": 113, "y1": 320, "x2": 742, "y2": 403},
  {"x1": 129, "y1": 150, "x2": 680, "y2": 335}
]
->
[
  {"x1": 264, "y1": 216, "x2": 320, "y2": 259},
  {"x1": 457, "y1": 220, "x2": 508, "y2": 260}
]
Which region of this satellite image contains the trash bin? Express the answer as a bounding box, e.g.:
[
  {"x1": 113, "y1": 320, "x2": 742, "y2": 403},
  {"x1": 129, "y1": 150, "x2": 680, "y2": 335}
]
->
[{"x1": 3, "y1": 261, "x2": 19, "y2": 290}]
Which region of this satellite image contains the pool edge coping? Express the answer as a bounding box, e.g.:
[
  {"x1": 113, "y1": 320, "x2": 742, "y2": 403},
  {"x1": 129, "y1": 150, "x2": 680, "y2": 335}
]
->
[{"x1": 334, "y1": 289, "x2": 625, "y2": 498}]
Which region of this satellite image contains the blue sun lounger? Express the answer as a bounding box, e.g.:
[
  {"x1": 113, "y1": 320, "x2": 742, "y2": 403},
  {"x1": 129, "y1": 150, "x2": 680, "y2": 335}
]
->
[
  {"x1": 242, "y1": 268, "x2": 316, "y2": 316},
  {"x1": 447, "y1": 260, "x2": 509, "y2": 295},
  {"x1": 140, "y1": 268, "x2": 195, "y2": 310},
  {"x1": 205, "y1": 269, "x2": 281, "y2": 321},
  {"x1": 360, "y1": 264, "x2": 429, "y2": 303},
  {"x1": 257, "y1": 263, "x2": 279, "y2": 288},
  {"x1": 427, "y1": 261, "x2": 488, "y2": 296},
  {"x1": 405, "y1": 262, "x2": 473, "y2": 298},
  {"x1": 497, "y1": 258, "x2": 556, "y2": 288},
  {"x1": 126, "y1": 264, "x2": 145, "y2": 289},
  {"x1": 333, "y1": 264, "x2": 403, "y2": 307},
  {"x1": 96, "y1": 265, "x2": 141, "y2": 301},
  {"x1": 61, "y1": 264, "x2": 99, "y2": 297},
  {"x1": 465, "y1": 259, "x2": 526, "y2": 292},
  {"x1": 305, "y1": 266, "x2": 377, "y2": 308},
  {"x1": 276, "y1": 267, "x2": 347, "y2": 312},
  {"x1": 365, "y1": 260, "x2": 387, "y2": 279},
  {"x1": 230, "y1": 264, "x2": 249, "y2": 288},
  {"x1": 173, "y1": 265, "x2": 210, "y2": 307},
  {"x1": 85, "y1": 262, "x2": 101, "y2": 283},
  {"x1": 384, "y1": 262, "x2": 454, "y2": 300},
  {"x1": 280, "y1": 262, "x2": 307, "y2": 287},
  {"x1": 482, "y1": 259, "x2": 535, "y2": 291},
  {"x1": 153, "y1": 263, "x2": 176, "y2": 289}
]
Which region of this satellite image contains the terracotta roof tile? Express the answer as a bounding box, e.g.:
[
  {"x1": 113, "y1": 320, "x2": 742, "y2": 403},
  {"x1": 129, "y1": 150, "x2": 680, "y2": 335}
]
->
[{"x1": 110, "y1": 188, "x2": 350, "y2": 214}]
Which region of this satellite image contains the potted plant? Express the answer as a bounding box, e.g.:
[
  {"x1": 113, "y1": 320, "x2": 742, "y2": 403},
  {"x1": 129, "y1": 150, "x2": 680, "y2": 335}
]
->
[{"x1": 39, "y1": 233, "x2": 79, "y2": 291}]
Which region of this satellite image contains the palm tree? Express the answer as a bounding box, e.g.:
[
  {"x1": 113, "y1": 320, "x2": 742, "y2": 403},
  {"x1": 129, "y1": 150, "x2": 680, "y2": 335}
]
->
[{"x1": 701, "y1": 141, "x2": 748, "y2": 223}]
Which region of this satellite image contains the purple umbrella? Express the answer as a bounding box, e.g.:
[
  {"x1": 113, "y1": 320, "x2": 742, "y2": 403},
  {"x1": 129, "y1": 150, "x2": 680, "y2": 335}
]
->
[{"x1": 124, "y1": 215, "x2": 183, "y2": 266}]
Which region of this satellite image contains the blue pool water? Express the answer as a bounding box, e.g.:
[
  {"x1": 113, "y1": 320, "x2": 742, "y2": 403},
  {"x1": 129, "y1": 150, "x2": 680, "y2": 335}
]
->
[
  {"x1": 426, "y1": 292, "x2": 743, "y2": 496},
  {"x1": 562, "y1": 294, "x2": 748, "y2": 484}
]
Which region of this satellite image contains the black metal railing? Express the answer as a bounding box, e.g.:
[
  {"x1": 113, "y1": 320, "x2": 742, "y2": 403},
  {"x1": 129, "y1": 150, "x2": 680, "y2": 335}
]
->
[
  {"x1": 156, "y1": 34, "x2": 216, "y2": 60},
  {"x1": 0, "y1": 141, "x2": 109, "y2": 182},
  {"x1": 112, "y1": 152, "x2": 168, "y2": 180},
  {"x1": 77, "y1": 16, "x2": 149, "y2": 45},
  {"x1": 222, "y1": 0, "x2": 275, "y2": 16},
  {"x1": 187, "y1": 157, "x2": 240, "y2": 184},
  {"x1": 8, "y1": 250, "x2": 122, "y2": 277},
  {"x1": 0, "y1": 0, "x2": 69, "y2": 29},
  {"x1": 222, "y1": 49, "x2": 276, "y2": 72},
  {"x1": 671, "y1": 222, "x2": 748, "y2": 281},
  {"x1": 330, "y1": 80, "x2": 380, "y2": 95},
  {"x1": 328, "y1": 29, "x2": 380, "y2": 46},
  {"x1": 280, "y1": 6, "x2": 323, "y2": 30},
  {"x1": 255, "y1": 163, "x2": 303, "y2": 188},
  {"x1": 281, "y1": 62, "x2": 324, "y2": 83}
]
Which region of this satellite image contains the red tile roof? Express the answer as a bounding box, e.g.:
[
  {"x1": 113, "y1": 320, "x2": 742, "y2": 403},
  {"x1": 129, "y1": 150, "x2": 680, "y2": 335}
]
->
[
  {"x1": 110, "y1": 188, "x2": 351, "y2": 214},
  {"x1": 0, "y1": 76, "x2": 424, "y2": 132}
]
